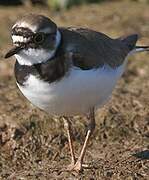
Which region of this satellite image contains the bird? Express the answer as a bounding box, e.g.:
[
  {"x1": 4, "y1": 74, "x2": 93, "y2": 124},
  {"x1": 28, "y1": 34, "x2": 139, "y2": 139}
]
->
[{"x1": 4, "y1": 14, "x2": 149, "y2": 172}]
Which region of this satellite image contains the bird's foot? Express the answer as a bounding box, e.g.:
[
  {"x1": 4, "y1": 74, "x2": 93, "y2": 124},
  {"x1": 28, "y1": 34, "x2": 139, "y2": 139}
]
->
[
  {"x1": 58, "y1": 161, "x2": 93, "y2": 175},
  {"x1": 66, "y1": 162, "x2": 75, "y2": 171},
  {"x1": 66, "y1": 161, "x2": 92, "y2": 173},
  {"x1": 66, "y1": 160, "x2": 82, "y2": 173}
]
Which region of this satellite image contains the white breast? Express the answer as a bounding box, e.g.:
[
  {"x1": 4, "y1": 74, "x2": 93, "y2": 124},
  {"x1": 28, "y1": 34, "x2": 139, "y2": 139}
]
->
[{"x1": 17, "y1": 64, "x2": 125, "y2": 116}]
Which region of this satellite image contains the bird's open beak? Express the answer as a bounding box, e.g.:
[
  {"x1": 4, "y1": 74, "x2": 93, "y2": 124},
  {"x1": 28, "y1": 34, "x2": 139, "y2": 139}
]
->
[{"x1": 4, "y1": 45, "x2": 23, "y2": 59}]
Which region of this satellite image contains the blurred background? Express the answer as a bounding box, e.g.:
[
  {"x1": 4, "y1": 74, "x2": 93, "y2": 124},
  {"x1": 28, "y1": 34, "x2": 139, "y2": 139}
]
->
[
  {"x1": 0, "y1": 0, "x2": 149, "y2": 179},
  {"x1": 0, "y1": 0, "x2": 149, "y2": 9}
]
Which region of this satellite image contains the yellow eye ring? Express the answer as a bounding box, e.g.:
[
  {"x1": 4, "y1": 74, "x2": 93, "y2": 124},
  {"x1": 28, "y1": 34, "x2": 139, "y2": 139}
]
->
[{"x1": 33, "y1": 33, "x2": 45, "y2": 44}]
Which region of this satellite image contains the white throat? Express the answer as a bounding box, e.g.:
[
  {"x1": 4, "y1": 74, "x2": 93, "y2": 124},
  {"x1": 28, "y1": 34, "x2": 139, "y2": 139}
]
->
[{"x1": 14, "y1": 30, "x2": 61, "y2": 66}]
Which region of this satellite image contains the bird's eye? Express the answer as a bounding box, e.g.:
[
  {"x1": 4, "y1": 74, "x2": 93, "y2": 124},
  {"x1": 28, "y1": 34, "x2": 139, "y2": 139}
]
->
[{"x1": 33, "y1": 33, "x2": 45, "y2": 44}]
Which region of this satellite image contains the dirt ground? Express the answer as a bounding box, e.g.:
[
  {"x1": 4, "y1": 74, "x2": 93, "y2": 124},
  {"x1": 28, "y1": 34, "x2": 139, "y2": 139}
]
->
[{"x1": 0, "y1": 1, "x2": 149, "y2": 179}]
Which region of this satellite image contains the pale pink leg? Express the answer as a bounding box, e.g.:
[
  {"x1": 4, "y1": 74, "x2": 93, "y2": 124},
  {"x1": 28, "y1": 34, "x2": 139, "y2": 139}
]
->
[
  {"x1": 67, "y1": 108, "x2": 96, "y2": 172},
  {"x1": 63, "y1": 117, "x2": 76, "y2": 166}
]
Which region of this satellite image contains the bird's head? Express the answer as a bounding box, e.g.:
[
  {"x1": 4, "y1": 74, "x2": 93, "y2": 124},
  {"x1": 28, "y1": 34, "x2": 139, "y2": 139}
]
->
[{"x1": 5, "y1": 14, "x2": 61, "y2": 65}]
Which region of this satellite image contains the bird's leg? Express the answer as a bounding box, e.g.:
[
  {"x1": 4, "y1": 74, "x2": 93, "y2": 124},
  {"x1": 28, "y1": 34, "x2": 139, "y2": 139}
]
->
[
  {"x1": 71, "y1": 108, "x2": 96, "y2": 172},
  {"x1": 62, "y1": 117, "x2": 76, "y2": 167}
]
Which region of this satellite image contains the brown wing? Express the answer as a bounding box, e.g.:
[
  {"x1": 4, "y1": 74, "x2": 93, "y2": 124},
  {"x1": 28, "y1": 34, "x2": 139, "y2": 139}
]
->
[{"x1": 59, "y1": 27, "x2": 134, "y2": 69}]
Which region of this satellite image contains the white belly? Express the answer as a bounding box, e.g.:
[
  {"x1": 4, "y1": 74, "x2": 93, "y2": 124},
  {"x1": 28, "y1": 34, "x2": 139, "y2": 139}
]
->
[{"x1": 17, "y1": 64, "x2": 125, "y2": 116}]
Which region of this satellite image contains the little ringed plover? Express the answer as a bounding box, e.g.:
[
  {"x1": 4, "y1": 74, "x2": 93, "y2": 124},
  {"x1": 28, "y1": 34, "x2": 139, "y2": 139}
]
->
[{"x1": 5, "y1": 14, "x2": 149, "y2": 172}]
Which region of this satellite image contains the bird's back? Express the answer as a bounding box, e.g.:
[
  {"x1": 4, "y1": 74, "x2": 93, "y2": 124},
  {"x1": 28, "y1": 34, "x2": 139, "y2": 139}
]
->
[{"x1": 59, "y1": 27, "x2": 138, "y2": 69}]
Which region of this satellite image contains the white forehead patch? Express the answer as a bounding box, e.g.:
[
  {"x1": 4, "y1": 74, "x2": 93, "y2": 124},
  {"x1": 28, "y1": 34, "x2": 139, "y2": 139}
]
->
[
  {"x1": 13, "y1": 22, "x2": 56, "y2": 34},
  {"x1": 12, "y1": 35, "x2": 29, "y2": 43},
  {"x1": 13, "y1": 21, "x2": 37, "y2": 32}
]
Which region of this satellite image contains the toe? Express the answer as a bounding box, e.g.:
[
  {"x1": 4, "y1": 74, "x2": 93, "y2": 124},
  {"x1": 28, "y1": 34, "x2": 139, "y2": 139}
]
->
[{"x1": 72, "y1": 161, "x2": 82, "y2": 172}]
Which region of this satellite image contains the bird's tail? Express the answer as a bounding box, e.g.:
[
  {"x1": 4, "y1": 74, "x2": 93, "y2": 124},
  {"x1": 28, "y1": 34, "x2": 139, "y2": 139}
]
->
[
  {"x1": 120, "y1": 34, "x2": 149, "y2": 54},
  {"x1": 128, "y1": 45, "x2": 149, "y2": 56},
  {"x1": 134, "y1": 45, "x2": 149, "y2": 53}
]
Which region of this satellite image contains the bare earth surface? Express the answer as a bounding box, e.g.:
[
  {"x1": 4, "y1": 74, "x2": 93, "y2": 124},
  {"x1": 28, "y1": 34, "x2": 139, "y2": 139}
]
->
[{"x1": 0, "y1": 1, "x2": 149, "y2": 179}]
